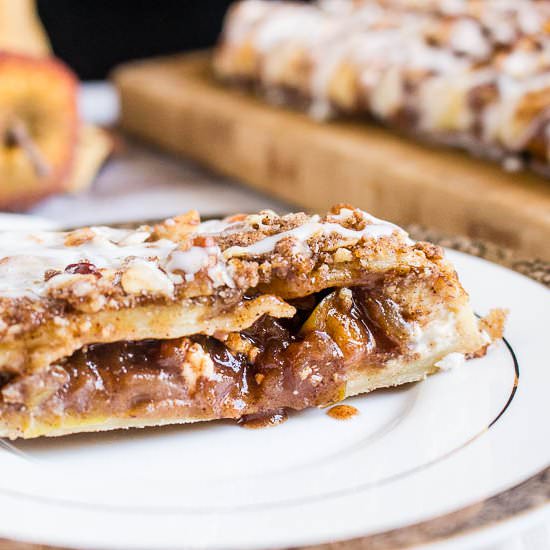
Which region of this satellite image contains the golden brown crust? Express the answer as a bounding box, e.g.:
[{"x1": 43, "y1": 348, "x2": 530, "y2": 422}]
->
[
  {"x1": 0, "y1": 206, "x2": 440, "y2": 340},
  {"x1": 0, "y1": 205, "x2": 478, "y2": 380}
]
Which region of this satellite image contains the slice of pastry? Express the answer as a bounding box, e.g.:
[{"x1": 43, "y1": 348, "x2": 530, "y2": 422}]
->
[{"x1": 0, "y1": 206, "x2": 503, "y2": 439}]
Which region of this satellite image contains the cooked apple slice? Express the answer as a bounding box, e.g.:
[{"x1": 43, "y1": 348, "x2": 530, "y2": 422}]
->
[
  {"x1": 0, "y1": 52, "x2": 78, "y2": 210},
  {"x1": 300, "y1": 287, "x2": 407, "y2": 367}
]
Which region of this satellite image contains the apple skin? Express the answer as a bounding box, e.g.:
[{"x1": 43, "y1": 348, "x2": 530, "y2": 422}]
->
[{"x1": 0, "y1": 52, "x2": 79, "y2": 211}]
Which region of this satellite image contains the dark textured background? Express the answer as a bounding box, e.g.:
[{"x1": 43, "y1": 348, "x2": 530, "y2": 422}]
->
[{"x1": 36, "y1": 0, "x2": 234, "y2": 80}]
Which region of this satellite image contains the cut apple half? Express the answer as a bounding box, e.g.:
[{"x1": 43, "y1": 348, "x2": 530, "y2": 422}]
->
[{"x1": 0, "y1": 52, "x2": 78, "y2": 210}]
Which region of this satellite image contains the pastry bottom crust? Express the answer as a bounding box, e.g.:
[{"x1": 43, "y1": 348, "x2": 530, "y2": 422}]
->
[
  {"x1": 0, "y1": 283, "x2": 488, "y2": 439},
  {"x1": 1, "y1": 360, "x2": 439, "y2": 440}
]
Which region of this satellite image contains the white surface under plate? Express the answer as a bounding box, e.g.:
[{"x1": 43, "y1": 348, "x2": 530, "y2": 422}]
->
[{"x1": 0, "y1": 241, "x2": 548, "y2": 550}]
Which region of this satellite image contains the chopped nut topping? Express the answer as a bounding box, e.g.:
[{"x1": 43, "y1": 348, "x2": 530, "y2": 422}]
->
[
  {"x1": 151, "y1": 210, "x2": 200, "y2": 241},
  {"x1": 64, "y1": 228, "x2": 95, "y2": 247},
  {"x1": 120, "y1": 260, "x2": 174, "y2": 296}
]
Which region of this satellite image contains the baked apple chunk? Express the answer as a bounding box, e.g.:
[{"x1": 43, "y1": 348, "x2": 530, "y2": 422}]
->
[{"x1": 0, "y1": 206, "x2": 504, "y2": 439}]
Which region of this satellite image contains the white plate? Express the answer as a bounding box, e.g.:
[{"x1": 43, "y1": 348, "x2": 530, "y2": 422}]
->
[{"x1": 0, "y1": 249, "x2": 548, "y2": 550}]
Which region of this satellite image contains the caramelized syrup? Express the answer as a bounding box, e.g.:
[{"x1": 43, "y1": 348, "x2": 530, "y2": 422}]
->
[
  {"x1": 326, "y1": 404, "x2": 359, "y2": 420},
  {"x1": 1, "y1": 286, "x2": 402, "y2": 430},
  {"x1": 238, "y1": 409, "x2": 288, "y2": 429}
]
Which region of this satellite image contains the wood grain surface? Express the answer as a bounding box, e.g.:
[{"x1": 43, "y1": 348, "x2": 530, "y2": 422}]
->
[{"x1": 113, "y1": 52, "x2": 550, "y2": 261}]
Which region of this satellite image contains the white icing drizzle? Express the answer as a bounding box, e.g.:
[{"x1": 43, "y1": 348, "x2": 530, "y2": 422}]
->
[
  {"x1": 253, "y1": 6, "x2": 331, "y2": 53},
  {"x1": 223, "y1": 214, "x2": 408, "y2": 259},
  {"x1": 501, "y1": 50, "x2": 541, "y2": 79},
  {"x1": 166, "y1": 245, "x2": 235, "y2": 287},
  {"x1": 0, "y1": 226, "x2": 231, "y2": 299},
  {"x1": 223, "y1": 0, "x2": 272, "y2": 44},
  {"x1": 0, "y1": 208, "x2": 411, "y2": 299},
  {"x1": 167, "y1": 246, "x2": 215, "y2": 277},
  {"x1": 196, "y1": 219, "x2": 236, "y2": 234},
  {"x1": 449, "y1": 19, "x2": 490, "y2": 60}
]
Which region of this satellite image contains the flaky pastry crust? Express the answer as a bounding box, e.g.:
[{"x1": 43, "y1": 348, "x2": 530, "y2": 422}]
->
[{"x1": 0, "y1": 205, "x2": 502, "y2": 439}]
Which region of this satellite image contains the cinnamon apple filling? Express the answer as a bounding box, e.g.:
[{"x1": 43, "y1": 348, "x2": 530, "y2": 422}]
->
[{"x1": 0, "y1": 287, "x2": 405, "y2": 429}]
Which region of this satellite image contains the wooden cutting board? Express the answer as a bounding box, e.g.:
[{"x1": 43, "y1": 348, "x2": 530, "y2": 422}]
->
[{"x1": 113, "y1": 52, "x2": 550, "y2": 261}]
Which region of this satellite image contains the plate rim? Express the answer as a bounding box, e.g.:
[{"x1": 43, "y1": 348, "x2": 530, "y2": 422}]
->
[
  {"x1": 301, "y1": 249, "x2": 550, "y2": 550},
  {"x1": 304, "y1": 467, "x2": 550, "y2": 550}
]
